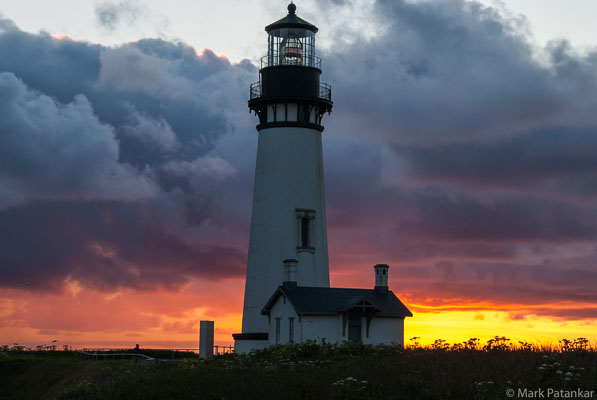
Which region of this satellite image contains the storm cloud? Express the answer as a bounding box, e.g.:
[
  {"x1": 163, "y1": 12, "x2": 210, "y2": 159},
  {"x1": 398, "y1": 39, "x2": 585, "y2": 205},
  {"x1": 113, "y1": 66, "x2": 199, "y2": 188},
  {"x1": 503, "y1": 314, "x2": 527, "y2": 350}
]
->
[
  {"x1": 1, "y1": 0, "x2": 597, "y2": 323},
  {"x1": 0, "y1": 72, "x2": 157, "y2": 209},
  {"x1": 0, "y1": 16, "x2": 255, "y2": 292},
  {"x1": 320, "y1": 0, "x2": 597, "y2": 318}
]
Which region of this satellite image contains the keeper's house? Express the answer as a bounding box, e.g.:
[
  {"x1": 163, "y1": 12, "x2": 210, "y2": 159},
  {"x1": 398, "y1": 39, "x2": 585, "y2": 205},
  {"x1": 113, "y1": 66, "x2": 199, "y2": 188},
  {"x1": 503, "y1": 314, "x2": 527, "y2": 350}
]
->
[{"x1": 260, "y1": 262, "x2": 412, "y2": 346}]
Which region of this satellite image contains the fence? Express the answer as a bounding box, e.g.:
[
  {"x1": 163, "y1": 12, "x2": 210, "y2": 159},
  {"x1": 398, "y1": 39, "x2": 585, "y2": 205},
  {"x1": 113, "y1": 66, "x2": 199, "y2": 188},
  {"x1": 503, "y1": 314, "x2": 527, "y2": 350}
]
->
[
  {"x1": 214, "y1": 345, "x2": 234, "y2": 355},
  {"x1": 76, "y1": 350, "x2": 155, "y2": 363},
  {"x1": 77, "y1": 345, "x2": 234, "y2": 360}
]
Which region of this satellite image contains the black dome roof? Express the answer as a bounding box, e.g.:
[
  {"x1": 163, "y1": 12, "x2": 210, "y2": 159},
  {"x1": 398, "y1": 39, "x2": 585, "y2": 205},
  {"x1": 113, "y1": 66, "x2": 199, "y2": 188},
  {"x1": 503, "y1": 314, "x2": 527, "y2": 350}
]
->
[{"x1": 265, "y1": 3, "x2": 318, "y2": 33}]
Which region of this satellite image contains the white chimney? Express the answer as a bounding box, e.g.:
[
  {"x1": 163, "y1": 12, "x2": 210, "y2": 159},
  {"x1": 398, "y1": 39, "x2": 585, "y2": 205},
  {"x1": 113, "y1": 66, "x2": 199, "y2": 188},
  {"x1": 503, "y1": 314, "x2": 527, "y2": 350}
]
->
[
  {"x1": 283, "y1": 259, "x2": 298, "y2": 289},
  {"x1": 374, "y1": 264, "x2": 389, "y2": 293}
]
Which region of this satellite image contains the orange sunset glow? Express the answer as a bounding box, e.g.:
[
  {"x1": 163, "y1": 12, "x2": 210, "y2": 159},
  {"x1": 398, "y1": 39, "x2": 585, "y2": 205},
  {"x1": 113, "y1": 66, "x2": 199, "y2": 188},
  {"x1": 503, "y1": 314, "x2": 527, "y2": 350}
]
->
[{"x1": 2, "y1": 272, "x2": 596, "y2": 349}]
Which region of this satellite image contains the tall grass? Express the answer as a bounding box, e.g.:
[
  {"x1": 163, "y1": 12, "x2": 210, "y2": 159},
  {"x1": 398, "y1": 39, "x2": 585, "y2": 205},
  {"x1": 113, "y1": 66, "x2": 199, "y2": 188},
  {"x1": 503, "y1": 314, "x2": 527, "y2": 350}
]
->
[{"x1": 2, "y1": 337, "x2": 596, "y2": 400}]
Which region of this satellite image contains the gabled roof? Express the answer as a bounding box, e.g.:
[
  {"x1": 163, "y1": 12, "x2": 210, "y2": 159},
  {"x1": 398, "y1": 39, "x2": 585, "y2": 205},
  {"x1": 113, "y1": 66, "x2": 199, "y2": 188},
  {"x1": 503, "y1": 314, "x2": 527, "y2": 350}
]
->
[{"x1": 261, "y1": 286, "x2": 413, "y2": 318}]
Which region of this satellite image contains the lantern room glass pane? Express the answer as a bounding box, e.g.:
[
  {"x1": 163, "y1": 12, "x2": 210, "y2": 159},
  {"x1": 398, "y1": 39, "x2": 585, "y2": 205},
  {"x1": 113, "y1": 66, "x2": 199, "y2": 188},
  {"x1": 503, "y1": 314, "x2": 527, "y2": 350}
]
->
[{"x1": 267, "y1": 28, "x2": 316, "y2": 67}]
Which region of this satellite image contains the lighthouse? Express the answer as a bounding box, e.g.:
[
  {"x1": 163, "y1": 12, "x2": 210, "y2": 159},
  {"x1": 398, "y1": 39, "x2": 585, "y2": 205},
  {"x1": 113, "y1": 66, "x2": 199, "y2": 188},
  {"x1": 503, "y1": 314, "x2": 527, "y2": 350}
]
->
[{"x1": 233, "y1": 3, "x2": 333, "y2": 353}]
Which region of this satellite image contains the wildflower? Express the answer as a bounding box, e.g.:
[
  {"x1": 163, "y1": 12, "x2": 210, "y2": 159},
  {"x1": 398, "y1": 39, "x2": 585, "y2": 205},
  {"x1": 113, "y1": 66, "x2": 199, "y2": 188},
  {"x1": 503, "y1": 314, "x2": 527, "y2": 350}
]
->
[{"x1": 556, "y1": 370, "x2": 563, "y2": 375}]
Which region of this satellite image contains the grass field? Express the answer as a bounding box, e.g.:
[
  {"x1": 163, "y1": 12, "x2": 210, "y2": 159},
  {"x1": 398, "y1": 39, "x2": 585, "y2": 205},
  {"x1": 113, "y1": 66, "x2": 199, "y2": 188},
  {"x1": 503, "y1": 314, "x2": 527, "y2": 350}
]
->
[{"x1": 2, "y1": 339, "x2": 596, "y2": 400}]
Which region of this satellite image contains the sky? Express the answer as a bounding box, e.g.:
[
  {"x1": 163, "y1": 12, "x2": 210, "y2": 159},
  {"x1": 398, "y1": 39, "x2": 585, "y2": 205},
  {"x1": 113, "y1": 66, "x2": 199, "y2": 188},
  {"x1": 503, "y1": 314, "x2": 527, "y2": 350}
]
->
[{"x1": 1, "y1": 0, "x2": 597, "y2": 349}]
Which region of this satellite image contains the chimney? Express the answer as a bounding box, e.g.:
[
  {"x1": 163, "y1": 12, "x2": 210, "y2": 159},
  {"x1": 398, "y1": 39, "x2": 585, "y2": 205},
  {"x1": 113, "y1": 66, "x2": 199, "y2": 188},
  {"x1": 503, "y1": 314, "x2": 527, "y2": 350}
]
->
[
  {"x1": 283, "y1": 259, "x2": 298, "y2": 289},
  {"x1": 374, "y1": 264, "x2": 389, "y2": 294}
]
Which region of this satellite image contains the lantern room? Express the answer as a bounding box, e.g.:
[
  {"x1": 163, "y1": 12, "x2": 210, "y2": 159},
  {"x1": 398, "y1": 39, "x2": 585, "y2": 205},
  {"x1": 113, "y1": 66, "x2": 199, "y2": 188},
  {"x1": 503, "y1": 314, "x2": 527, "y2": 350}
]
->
[
  {"x1": 265, "y1": 3, "x2": 317, "y2": 68},
  {"x1": 248, "y1": 2, "x2": 332, "y2": 131}
]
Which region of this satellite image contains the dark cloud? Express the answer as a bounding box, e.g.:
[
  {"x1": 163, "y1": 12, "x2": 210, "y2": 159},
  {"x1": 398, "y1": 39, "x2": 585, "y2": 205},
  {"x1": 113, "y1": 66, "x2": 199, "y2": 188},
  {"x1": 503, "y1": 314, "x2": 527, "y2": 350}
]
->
[
  {"x1": 0, "y1": 19, "x2": 255, "y2": 292},
  {"x1": 0, "y1": 27, "x2": 255, "y2": 167},
  {"x1": 403, "y1": 260, "x2": 597, "y2": 305},
  {"x1": 320, "y1": 0, "x2": 597, "y2": 319},
  {"x1": 397, "y1": 191, "x2": 597, "y2": 243},
  {"x1": 324, "y1": 0, "x2": 597, "y2": 145},
  {"x1": 0, "y1": 200, "x2": 245, "y2": 291},
  {"x1": 95, "y1": 0, "x2": 144, "y2": 31},
  {"x1": 0, "y1": 72, "x2": 157, "y2": 209},
  {"x1": 393, "y1": 127, "x2": 597, "y2": 203},
  {"x1": 517, "y1": 307, "x2": 597, "y2": 321},
  {"x1": 0, "y1": 26, "x2": 101, "y2": 104},
  {"x1": 1, "y1": 0, "x2": 597, "y2": 323}
]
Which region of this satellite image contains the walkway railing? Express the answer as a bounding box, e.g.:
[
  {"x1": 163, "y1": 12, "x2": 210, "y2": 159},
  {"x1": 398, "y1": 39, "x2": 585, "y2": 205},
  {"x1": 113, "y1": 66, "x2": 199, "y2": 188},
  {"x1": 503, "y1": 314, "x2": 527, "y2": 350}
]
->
[
  {"x1": 260, "y1": 53, "x2": 321, "y2": 69},
  {"x1": 214, "y1": 345, "x2": 234, "y2": 355},
  {"x1": 249, "y1": 81, "x2": 332, "y2": 102}
]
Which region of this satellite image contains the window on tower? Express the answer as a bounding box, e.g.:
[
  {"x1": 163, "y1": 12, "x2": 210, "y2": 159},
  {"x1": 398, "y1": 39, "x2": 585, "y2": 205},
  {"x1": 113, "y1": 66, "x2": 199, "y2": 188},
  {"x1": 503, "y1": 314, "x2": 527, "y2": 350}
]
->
[
  {"x1": 301, "y1": 217, "x2": 310, "y2": 247},
  {"x1": 295, "y1": 209, "x2": 315, "y2": 251}
]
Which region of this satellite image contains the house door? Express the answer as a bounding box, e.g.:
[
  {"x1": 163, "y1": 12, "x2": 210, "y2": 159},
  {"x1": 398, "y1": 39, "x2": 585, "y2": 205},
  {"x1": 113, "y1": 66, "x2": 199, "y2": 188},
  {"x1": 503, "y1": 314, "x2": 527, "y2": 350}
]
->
[{"x1": 348, "y1": 312, "x2": 361, "y2": 343}]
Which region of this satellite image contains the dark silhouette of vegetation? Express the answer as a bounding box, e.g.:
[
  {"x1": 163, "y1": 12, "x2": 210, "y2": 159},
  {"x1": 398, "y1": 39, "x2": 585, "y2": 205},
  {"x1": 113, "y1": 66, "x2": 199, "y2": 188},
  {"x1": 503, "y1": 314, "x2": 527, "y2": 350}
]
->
[{"x1": 1, "y1": 338, "x2": 595, "y2": 399}]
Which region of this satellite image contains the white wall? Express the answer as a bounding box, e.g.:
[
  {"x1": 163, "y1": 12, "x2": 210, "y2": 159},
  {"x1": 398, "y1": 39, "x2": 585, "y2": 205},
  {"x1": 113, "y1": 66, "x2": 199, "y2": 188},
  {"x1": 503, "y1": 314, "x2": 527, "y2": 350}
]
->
[
  {"x1": 241, "y1": 126, "x2": 330, "y2": 335},
  {"x1": 301, "y1": 315, "x2": 340, "y2": 343},
  {"x1": 267, "y1": 293, "x2": 300, "y2": 346},
  {"x1": 234, "y1": 339, "x2": 269, "y2": 355},
  {"x1": 362, "y1": 317, "x2": 405, "y2": 346},
  {"x1": 262, "y1": 295, "x2": 406, "y2": 348}
]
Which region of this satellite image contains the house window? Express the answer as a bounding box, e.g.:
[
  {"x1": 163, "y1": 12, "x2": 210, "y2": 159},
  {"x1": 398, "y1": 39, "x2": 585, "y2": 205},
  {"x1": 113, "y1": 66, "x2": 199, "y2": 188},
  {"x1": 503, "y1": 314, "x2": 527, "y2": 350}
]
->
[
  {"x1": 295, "y1": 209, "x2": 315, "y2": 251},
  {"x1": 275, "y1": 318, "x2": 281, "y2": 344},
  {"x1": 289, "y1": 317, "x2": 295, "y2": 343}
]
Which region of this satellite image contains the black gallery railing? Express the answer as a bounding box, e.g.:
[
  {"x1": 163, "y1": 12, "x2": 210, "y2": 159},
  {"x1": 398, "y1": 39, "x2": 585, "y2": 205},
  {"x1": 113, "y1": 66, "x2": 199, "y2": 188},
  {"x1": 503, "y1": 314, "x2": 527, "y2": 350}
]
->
[
  {"x1": 260, "y1": 52, "x2": 322, "y2": 69},
  {"x1": 249, "y1": 81, "x2": 332, "y2": 102}
]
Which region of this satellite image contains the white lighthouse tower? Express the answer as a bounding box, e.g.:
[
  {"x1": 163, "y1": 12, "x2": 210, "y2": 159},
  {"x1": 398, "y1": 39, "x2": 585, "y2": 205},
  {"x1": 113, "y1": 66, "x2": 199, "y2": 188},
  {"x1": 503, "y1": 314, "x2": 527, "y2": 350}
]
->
[{"x1": 233, "y1": 3, "x2": 333, "y2": 353}]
